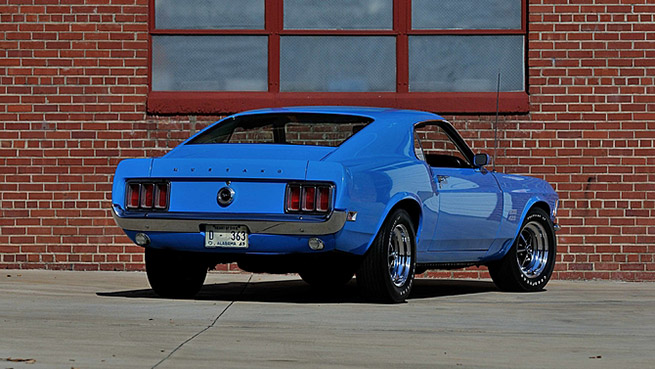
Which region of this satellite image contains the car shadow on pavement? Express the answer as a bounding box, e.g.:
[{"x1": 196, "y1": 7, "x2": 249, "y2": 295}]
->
[{"x1": 97, "y1": 278, "x2": 498, "y2": 304}]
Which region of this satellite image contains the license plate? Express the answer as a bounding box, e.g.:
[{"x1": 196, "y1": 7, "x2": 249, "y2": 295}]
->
[{"x1": 204, "y1": 225, "x2": 249, "y2": 248}]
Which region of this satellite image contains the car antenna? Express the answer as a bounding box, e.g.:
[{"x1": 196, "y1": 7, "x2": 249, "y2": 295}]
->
[{"x1": 493, "y1": 72, "x2": 501, "y2": 172}]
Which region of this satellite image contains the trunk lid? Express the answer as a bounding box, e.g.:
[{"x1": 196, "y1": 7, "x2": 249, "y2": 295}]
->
[{"x1": 150, "y1": 144, "x2": 335, "y2": 214}]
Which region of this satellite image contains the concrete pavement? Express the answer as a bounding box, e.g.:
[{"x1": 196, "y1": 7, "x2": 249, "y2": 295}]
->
[{"x1": 1, "y1": 270, "x2": 654, "y2": 368}]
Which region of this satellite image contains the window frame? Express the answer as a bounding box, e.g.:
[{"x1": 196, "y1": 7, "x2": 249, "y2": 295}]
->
[
  {"x1": 414, "y1": 120, "x2": 475, "y2": 168},
  {"x1": 147, "y1": 0, "x2": 528, "y2": 115}
]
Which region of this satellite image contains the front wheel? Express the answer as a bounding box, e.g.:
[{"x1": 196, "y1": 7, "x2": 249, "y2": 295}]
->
[
  {"x1": 488, "y1": 208, "x2": 556, "y2": 292},
  {"x1": 356, "y1": 209, "x2": 416, "y2": 303},
  {"x1": 145, "y1": 248, "x2": 208, "y2": 299}
]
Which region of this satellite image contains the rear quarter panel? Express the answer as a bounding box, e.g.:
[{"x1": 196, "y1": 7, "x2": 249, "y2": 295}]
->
[
  {"x1": 112, "y1": 158, "x2": 152, "y2": 209},
  {"x1": 319, "y1": 113, "x2": 439, "y2": 256},
  {"x1": 325, "y1": 157, "x2": 435, "y2": 255}
]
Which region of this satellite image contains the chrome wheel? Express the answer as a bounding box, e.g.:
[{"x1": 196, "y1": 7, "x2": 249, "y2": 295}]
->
[
  {"x1": 516, "y1": 221, "x2": 550, "y2": 279},
  {"x1": 388, "y1": 223, "x2": 412, "y2": 287}
]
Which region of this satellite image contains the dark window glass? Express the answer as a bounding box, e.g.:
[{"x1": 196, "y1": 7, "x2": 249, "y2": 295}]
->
[
  {"x1": 188, "y1": 114, "x2": 373, "y2": 147},
  {"x1": 412, "y1": 0, "x2": 521, "y2": 30},
  {"x1": 280, "y1": 36, "x2": 396, "y2": 92},
  {"x1": 409, "y1": 35, "x2": 524, "y2": 92},
  {"x1": 152, "y1": 36, "x2": 268, "y2": 91},
  {"x1": 284, "y1": 0, "x2": 392, "y2": 30},
  {"x1": 155, "y1": 0, "x2": 265, "y2": 30}
]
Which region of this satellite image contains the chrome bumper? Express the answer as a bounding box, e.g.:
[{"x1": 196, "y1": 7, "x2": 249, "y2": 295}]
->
[{"x1": 111, "y1": 207, "x2": 347, "y2": 236}]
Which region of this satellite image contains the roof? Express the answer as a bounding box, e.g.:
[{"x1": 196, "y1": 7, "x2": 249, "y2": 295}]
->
[
  {"x1": 174, "y1": 106, "x2": 448, "y2": 161},
  {"x1": 229, "y1": 106, "x2": 447, "y2": 161},
  {"x1": 232, "y1": 106, "x2": 444, "y2": 127}
]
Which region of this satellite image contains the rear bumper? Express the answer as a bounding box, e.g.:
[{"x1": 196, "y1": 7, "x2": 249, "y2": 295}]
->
[{"x1": 111, "y1": 206, "x2": 347, "y2": 236}]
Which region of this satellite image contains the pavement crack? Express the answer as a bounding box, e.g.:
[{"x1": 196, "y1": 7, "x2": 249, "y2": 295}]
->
[{"x1": 151, "y1": 274, "x2": 253, "y2": 369}]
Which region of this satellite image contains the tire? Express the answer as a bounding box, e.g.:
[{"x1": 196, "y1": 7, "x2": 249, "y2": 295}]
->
[
  {"x1": 145, "y1": 248, "x2": 208, "y2": 299},
  {"x1": 356, "y1": 209, "x2": 416, "y2": 303},
  {"x1": 299, "y1": 262, "x2": 356, "y2": 291},
  {"x1": 488, "y1": 207, "x2": 556, "y2": 292}
]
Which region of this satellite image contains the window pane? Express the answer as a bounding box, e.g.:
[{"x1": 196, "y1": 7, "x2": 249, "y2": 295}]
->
[
  {"x1": 280, "y1": 36, "x2": 395, "y2": 92},
  {"x1": 412, "y1": 0, "x2": 522, "y2": 30},
  {"x1": 409, "y1": 35, "x2": 524, "y2": 92},
  {"x1": 155, "y1": 0, "x2": 265, "y2": 29},
  {"x1": 188, "y1": 113, "x2": 373, "y2": 147},
  {"x1": 415, "y1": 125, "x2": 470, "y2": 167},
  {"x1": 284, "y1": 0, "x2": 392, "y2": 29},
  {"x1": 152, "y1": 36, "x2": 267, "y2": 91}
]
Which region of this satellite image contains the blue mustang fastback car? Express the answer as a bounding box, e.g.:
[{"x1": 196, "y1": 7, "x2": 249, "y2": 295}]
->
[{"x1": 112, "y1": 107, "x2": 558, "y2": 302}]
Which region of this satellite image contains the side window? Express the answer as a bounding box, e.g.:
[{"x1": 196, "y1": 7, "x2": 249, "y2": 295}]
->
[{"x1": 414, "y1": 124, "x2": 471, "y2": 168}]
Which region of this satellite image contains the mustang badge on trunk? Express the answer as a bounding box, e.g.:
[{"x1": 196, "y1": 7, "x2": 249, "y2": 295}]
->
[{"x1": 217, "y1": 187, "x2": 235, "y2": 207}]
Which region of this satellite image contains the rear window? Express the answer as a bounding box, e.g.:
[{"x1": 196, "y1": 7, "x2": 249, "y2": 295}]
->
[{"x1": 187, "y1": 113, "x2": 373, "y2": 147}]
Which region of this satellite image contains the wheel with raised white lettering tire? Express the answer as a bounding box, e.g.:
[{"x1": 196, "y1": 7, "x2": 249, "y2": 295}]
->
[
  {"x1": 488, "y1": 208, "x2": 556, "y2": 292},
  {"x1": 356, "y1": 209, "x2": 416, "y2": 303},
  {"x1": 145, "y1": 248, "x2": 207, "y2": 299}
]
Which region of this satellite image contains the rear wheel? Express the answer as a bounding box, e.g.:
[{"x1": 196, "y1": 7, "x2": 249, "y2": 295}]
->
[
  {"x1": 145, "y1": 248, "x2": 208, "y2": 299},
  {"x1": 488, "y1": 208, "x2": 556, "y2": 292},
  {"x1": 356, "y1": 209, "x2": 416, "y2": 303}
]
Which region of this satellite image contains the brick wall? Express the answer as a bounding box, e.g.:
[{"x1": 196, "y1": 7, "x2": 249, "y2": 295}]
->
[{"x1": 1, "y1": 0, "x2": 654, "y2": 280}]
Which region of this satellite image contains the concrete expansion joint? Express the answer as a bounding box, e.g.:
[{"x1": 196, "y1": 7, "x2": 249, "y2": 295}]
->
[{"x1": 150, "y1": 274, "x2": 253, "y2": 369}]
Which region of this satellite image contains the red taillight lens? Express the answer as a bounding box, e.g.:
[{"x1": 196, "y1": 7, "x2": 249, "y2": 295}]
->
[
  {"x1": 140, "y1": 183, "x2": 154, "y2": 208},
  {"x1": 126, "y1": 181, "x2": 169, "y2": 210},
  {"x1": 287, "y1": 185, "x2": 301, "y2": 211},
  {"x1": 155, "y1": 183, "x2": 168, "y2": 209},
  {"x1": 302, "y1": 186, "x2": 316, "y2": 211},
  {"x1": 317, "y1": 186, "x2": 330, "y2": 212},
  {"x1": 286, "y1": 183, "x2": 332, "y2": 213},
  {"x1": 127, "y1": 183, "x2": 140, "y2": 209}
]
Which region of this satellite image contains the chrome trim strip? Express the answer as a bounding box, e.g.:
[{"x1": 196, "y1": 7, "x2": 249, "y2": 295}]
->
[{"x1": 112, "y1": 207, "x2": 347, "y2": 235}]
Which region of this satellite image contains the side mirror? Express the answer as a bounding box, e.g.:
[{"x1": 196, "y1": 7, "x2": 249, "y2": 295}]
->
[{"x1": 473, "y1": 153, "x2": 489, "y2": 168}]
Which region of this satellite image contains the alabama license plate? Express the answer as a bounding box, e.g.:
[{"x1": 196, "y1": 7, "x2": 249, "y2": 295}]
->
[{"x1": 204, "y1": 225, "x2": 249, "y2": 248}]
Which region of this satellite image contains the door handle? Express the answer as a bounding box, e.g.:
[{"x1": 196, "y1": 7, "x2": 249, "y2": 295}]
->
[{"x1": 436, "y1": 175, "x2": 449, "y2": 188}]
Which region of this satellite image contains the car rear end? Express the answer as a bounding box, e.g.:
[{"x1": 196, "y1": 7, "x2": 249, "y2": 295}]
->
[{"x1": 111, "y1": 111, "x2": 372, "y2": 258}]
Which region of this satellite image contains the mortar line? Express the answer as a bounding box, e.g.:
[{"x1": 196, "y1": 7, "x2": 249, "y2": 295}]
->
[{"x1": 151, "y1": 274, "x2": 253, "y2": 369}]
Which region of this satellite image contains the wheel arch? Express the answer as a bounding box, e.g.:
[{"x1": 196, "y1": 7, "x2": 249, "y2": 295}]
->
[
  {"x1": 529, "y1": 201, "x2": 552, "y2": 219},
  {"x1": 491, "y1": 198, "x2": 554, "y2": 261},
  {"x1": 367, "y1": 195, "x2": 423, "y2": 252}
]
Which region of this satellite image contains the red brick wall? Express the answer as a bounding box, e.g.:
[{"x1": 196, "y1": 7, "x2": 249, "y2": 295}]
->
[{"x1": 1, "y1": 0, "x2": 654, "y2": 280}]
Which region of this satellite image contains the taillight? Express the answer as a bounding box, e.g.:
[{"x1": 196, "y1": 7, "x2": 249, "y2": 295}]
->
[
  {"x1": 287, "y1": 185, "x2": 301, "y2": 211},
  {"x1": 126, "y1": 181, "x2": 169, "y2": 211},
  {"x1": 317, "y1": 187, "x2": 330, "y2": 212},
  {"x1": 141, "y1": 183, "x2": 154, "y2": 208},
  {"x1": 286, "y1": 183, "x2": 332, "y2": 214},
  {"x1": 155, "y1": 183, "x2": 168, "y2": 209},
  {"x1": 127, "y1": 183, "x2": 140, "y2": 209},
  {"x1": 302, "y1": 187, "x2": 316, "y2": 211}
]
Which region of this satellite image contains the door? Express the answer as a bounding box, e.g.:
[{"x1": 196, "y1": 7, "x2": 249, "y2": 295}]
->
[{"x1": 414, "y1": 121, "x2": 503, "y2": 252}]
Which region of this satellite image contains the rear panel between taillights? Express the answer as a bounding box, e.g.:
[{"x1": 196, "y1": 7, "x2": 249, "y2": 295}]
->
[
  {"x1": 124, "y1": 180, "x2": 336, "y2": 216},
  {"x1": 167, "y1": 181, "x2": 287, "y2": 214}
]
